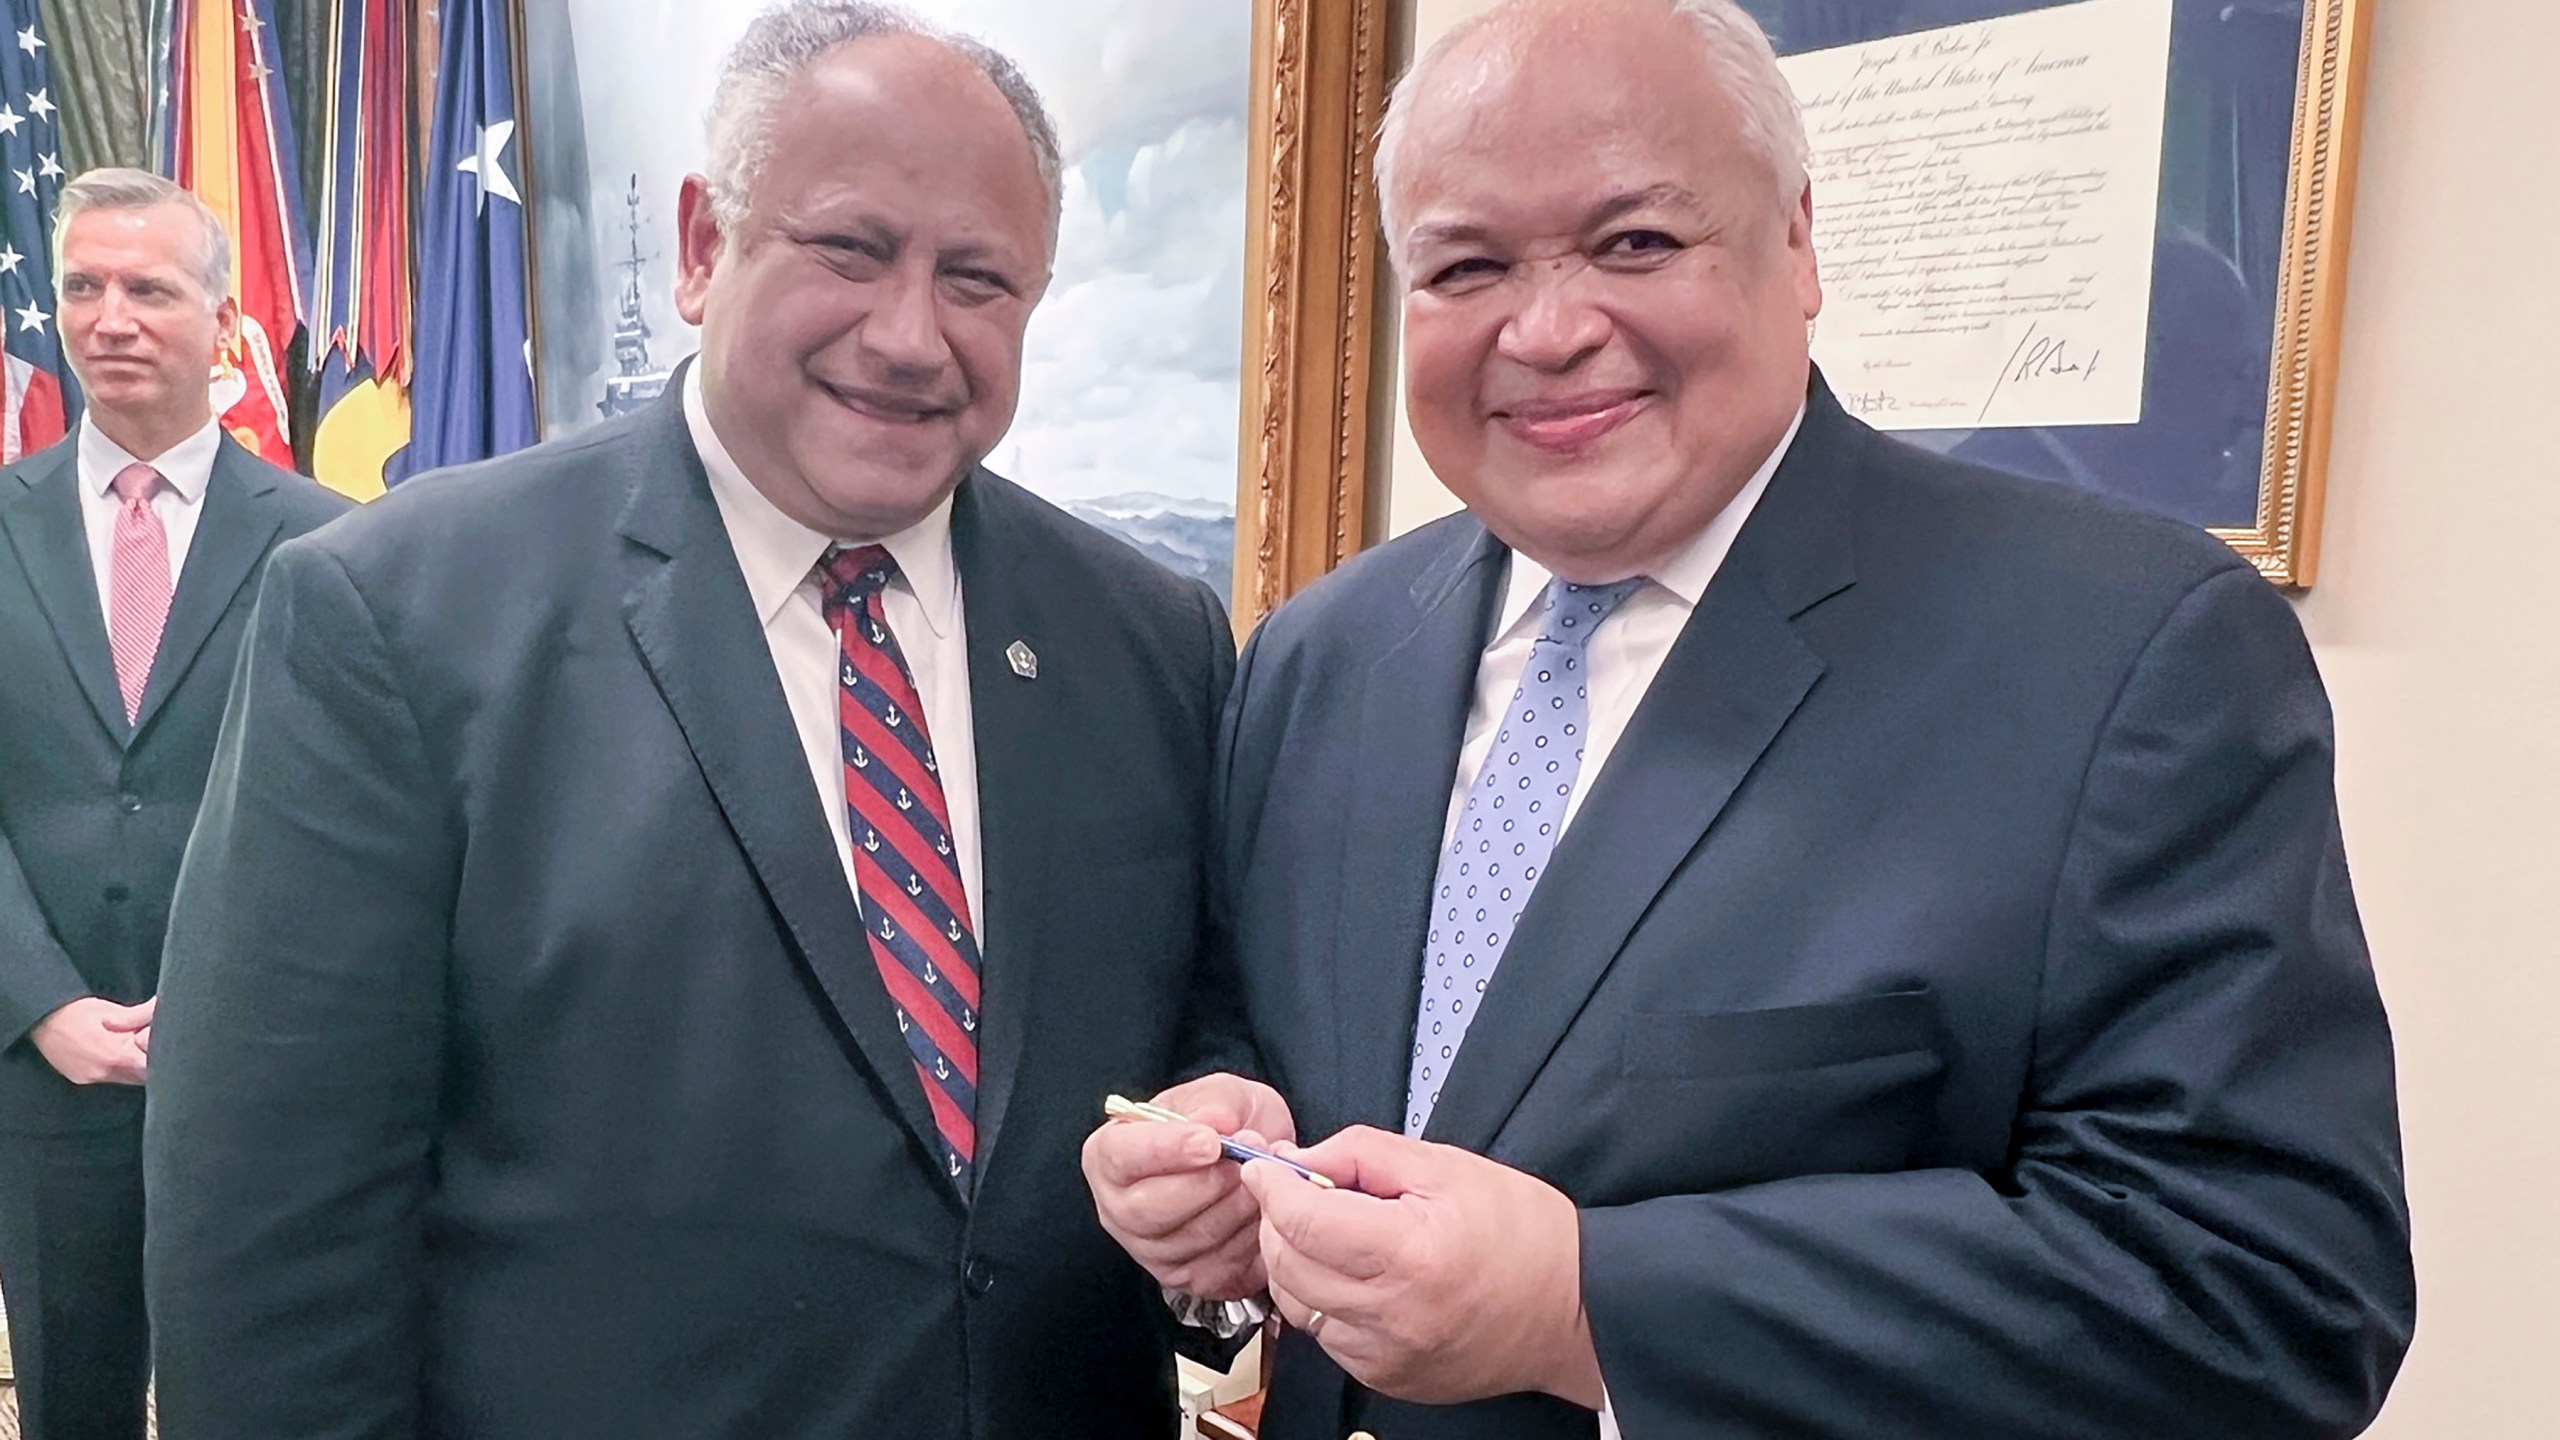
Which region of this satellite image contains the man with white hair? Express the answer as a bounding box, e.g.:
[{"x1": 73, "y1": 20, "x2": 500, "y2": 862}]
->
[
  {"x1": 0, "y1": 166, "x2": 347, "y2": 1439},
  {"x1": 143, "y1": 4, "x2": 1231, "y2": 1437},
  {"x1": 1084, "y1": 1, "x2": 2413, "y2": 1435}
]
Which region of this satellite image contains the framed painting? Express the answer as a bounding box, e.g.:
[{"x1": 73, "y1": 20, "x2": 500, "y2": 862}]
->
[
  {"x1": 517, "y1": 0, "x2": 1390, "y2": 621},
  {"x1": 1746, "y1": 0, "x2": 2371, "y2": 585}
]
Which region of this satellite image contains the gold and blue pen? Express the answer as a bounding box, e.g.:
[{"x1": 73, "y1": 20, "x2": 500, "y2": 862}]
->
[{"x1": 1102, "y1": 1093, "x2": 1338, "y2": 1189}]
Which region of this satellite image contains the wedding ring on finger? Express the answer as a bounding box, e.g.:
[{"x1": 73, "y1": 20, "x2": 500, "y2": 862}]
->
[{"x1": 1303, "y1": 1308, "x2": 1329, "y2": 1341}]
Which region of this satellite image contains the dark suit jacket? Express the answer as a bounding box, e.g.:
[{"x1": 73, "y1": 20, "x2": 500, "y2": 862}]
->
[
  {"x1": 1219, "y1": 380, "x2": 2413, "y2": 1438},
  {"x1": 0, "y1": 434, "x2": 348, "y2": 1134},
  {"x1": 144, "y1": 391, "x2": 1235, "y2": 1439}
]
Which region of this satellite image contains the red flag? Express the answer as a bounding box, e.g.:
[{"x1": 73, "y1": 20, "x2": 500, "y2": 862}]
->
[
  {"x1": 3, "y1": 353, "x2": 66, "y2": 464},
  {"x1": 165, "y1": 0, "x2": 312, "y2": 466}
]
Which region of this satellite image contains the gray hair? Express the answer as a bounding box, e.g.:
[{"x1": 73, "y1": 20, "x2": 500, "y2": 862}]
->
[
  {"x1": 704, "y1": 0, "x2": 1064, "y2": 255},
  {"x1": 1374, "y1": 0, "x2": 1811, "y2": 272},
  {"x1": 51, "y1": 167, "x2": 233, "y2": 307}
]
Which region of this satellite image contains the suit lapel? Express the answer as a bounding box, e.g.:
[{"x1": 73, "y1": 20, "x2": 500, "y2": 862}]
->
[
  {"x1": 1329, "y1": 526, "x2": 1508, "y2": 1134},
  {"x1": 1424, "y1": 384, "x2": 1867, "y2": 1155},
  {"x1": 0, "y1": 442, "x2": 126, "y2": 740},
  {"x1": 944, "y1": 473, "x2": 1044, "y2": 1181},
  {"x1": 131, "y1": 441, "x2": 286, "y2": 739},
  {"x1": 614, "y1": 398, "x2": 956, "y2": 1200}
]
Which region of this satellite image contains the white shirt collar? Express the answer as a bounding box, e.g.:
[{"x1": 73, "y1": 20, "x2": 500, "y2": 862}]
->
[
  {"x1": 1492, "y1": 400, "x2": 1807, "y2": 637},
  {"x1": 79, "y1": 413, "x2": 221, "y2": 504},
  {"x1": 683, "y1": 364, "x2": 961, "y2": 638}
]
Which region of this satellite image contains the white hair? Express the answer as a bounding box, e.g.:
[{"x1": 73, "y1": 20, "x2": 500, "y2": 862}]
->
[
  {"x1": 52, "y1": 167, "x2": 233, "y2": 308},
  {"x1": 1373, "y1": 0, "x2": 1811, "y2": 272},
  {"x1": 704, "y1": 0, "x2": 1064, "y2": 254}
]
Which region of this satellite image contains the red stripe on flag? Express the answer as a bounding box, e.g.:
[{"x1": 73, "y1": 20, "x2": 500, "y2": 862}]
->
[{"x1": 15, "y1": 368, "x2": 63, "y2": 459}]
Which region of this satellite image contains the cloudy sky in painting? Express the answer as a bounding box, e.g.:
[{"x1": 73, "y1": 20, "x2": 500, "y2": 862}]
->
[{"x1": 551, "y1": 0, "x2": 1251, "y2": 509}]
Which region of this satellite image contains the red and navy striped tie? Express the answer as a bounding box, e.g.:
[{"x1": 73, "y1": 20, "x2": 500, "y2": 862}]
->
[{"x1": 819, "y1": 546, "x2": 981, "y2": 1189}]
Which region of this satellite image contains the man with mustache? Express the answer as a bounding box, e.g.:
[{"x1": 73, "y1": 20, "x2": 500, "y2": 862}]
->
[
  {"x1": 145, "y1": 4, "x2": 1231, "y2": 1436},
  {"x1": 1085, "y1": 1, "x2": 2413, "y2": 1435}
]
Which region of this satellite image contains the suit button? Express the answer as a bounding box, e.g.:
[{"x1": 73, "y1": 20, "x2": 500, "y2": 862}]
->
[
  {"x1": 103, "y1": 883, "x2": 130, "y2": 904},
  {"x1": 117, "y1": 793, "x2": 143, "y2": 814},
  {"x1": 964, "y1": 1258, "x2": 996, "y2": 1296}
]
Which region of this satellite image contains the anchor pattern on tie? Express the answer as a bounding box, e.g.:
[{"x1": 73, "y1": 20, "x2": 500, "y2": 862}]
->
[
  {"x1": 820, "y1": 544, "x2": 983, "y2": 1189},
  {"x1": 1405, "y1": 577, "x2": 1644, "y2": 1136}
]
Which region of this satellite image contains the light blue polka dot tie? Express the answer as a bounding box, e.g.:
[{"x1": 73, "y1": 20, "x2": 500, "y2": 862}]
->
[{"x1": 1406, "y1": 576, "x2": 1646, "y2": 1136}]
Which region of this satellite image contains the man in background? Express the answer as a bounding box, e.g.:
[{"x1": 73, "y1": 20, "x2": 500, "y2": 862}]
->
[
  {"x1": 1087, "y1": 1, "x2": 2414, "y2": 1435},
  {"x1": 144, "y1": 4, "x2": 1231, "y2": 1437},
  {"x1": 0, "y1": 167, "x2": 348, "y2": 1440}
]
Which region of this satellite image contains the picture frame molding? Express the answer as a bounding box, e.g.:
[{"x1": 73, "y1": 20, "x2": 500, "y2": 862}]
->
[
  {"x1": 1234, "y1": 0, "x2": 1395, "y2": 626},
  {"x1": 2224, "y1": 0, "x2": 2372, "y2": 588}
]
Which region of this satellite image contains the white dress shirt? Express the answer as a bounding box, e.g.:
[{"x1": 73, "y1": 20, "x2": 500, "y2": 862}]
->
[
  {"x1": 76, "y1": 414, "x2": 221, "y2": 616},
  {"x1": 684, "y1": 367, "x2": 986, "y2": 937},
  {"x1": 1441, "y1": 404, "x2": 1804, "y2": 852},
  {"x1": 1436, "y1": 403, "x2": 1804, "y2": 1440}
]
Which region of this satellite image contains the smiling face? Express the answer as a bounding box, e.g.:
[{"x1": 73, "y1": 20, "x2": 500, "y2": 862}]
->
[
  {"x1": 1389, "y1": 0, "x2": 1822, "y2": 582},
  {"x1": 56, "y1": 203, "x2": 237, "y2": 454},
  {"x1": 674, "y1": 34, "x2": 1052, "y2": 539}
]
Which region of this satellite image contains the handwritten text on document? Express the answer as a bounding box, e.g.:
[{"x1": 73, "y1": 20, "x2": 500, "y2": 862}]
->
[{"x1": 1780, "y1": 0, "x2": 2175, "y2": 430}]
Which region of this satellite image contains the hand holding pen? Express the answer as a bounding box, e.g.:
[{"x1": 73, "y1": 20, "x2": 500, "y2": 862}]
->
[
  {"x1": 1079, "y1": 1073, "x2": 1299, "y2": 1302},
  {"x1": 1104, "y1": 1093, "x2": 1338, "y2": 1188}
]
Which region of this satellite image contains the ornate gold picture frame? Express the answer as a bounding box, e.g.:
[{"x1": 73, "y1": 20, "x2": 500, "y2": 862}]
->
[
  {"x1": 2224, "y1": 0, "x2": 2372, "y2": 587},
  {"x1": 1233, "y1": 0, "x2": 1396, "y2": 625}
]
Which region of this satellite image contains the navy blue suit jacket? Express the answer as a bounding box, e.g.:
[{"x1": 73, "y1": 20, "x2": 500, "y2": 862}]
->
[
  {"x1": 144, "y1": 390, "x2": 1234, "y2": 1439},
  {"x1": 0, "y1": 434, "x2": 348, "y2": 1133},
  {"x1": 1220, "y1": 379, "x2": 2412, "y2": 1438}
]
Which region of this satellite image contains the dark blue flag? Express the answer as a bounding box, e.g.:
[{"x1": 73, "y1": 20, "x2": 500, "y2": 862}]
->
[
  {"x1": 0, "y1": 0, "x2": 75, "y2": 459},
  {"x1": 394, "y1": 0, "x2": 535, "y2": 482}
]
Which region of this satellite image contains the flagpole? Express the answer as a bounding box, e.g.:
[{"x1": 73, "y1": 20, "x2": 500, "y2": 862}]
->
[{"x1": 503, "y1": 0, "x2": 544, "y2": 436}]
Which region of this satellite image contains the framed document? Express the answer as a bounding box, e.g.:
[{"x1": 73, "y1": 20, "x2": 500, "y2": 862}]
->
[
  {"x1": 517, "y1": 0, "x2": 1390, "y2": 620},
  {"x1": 1746, "y1": 0, "x2": 2371, "y2": 585}
]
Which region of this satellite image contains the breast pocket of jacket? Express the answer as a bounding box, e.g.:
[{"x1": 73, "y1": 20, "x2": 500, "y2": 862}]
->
[{"x1": 1601, "y1": 989, "x2": 1945, "y2": 1199}]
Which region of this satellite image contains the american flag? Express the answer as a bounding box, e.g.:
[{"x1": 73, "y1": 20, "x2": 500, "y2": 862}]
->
[{"x1": 0, "y1": 0, "x2": 71, "y2": 463}]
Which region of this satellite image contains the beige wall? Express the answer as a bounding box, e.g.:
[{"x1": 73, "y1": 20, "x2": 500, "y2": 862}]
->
[{"x1": 1377, "y1": 2, "x2": 2560, "y2": 1432}]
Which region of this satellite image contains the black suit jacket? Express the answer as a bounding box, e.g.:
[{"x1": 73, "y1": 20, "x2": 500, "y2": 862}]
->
[
  {"x1": 0, "y1": 434, "x2": 348, "y2": 1134},
  {"x1": 1219, "y1": 381, "x2": 2413, "y2": 1438},
  {"x1": 144, "y1": 392, "x2": 1235, "y2": 1439}
]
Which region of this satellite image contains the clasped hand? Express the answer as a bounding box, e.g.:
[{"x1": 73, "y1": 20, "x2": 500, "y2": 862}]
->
[{"x1": 30, "y1": 995, "x2": 155, "y2": 1086}]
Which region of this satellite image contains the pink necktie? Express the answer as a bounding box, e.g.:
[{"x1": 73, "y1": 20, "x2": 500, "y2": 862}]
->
[{"x1": 107, "y1": 462, "x2": 172, "y2": 724}]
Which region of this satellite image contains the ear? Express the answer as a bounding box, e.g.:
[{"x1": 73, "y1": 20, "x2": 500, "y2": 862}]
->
[
  {"x1": 214, "y1": 295, "x2": 241, "y2": 354},
  {"x1": 673, "y1": 174, "x2": 726, "y2": 327},
  {"x1": 1786, "y1": 181, "x2": 1822, "y2": 322}
]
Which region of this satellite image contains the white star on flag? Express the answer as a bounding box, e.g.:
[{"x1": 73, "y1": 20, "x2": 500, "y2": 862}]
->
[
  {"x1": 11, "y1": 169, "x2": 29, "y2": 196},
  {"x1": 0, "y1": 107, "x2": 21, "y2": 137},
  {"x1": 15, "y1": 301, "x2": 46, "y2": 334},
  {"x1": 15, "y1": 26, "x2": 39, "y2": 56},
  {"x1": 0, "y1": 245, "x2": 20, "y2": 275},
  {"x1": 456, "y1": 119, "x2": 521, "y2": 214},
  {"x1": 26, "y1": 89, "x2": 52, "y2": 122},
  {"x1": 37, "y1": 153, "x2": 59, "y2": 180}
]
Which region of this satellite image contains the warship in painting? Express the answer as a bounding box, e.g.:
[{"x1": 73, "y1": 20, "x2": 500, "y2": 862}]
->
[{"x1": 599, "y1": 174, "x2": 672, "y2": 420}]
